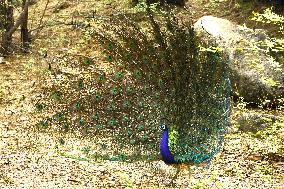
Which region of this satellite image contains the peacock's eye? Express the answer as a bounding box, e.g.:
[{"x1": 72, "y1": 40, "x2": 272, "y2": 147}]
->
[{"x1": 160, "y1": 124, "x2": 166, "y2": 130}]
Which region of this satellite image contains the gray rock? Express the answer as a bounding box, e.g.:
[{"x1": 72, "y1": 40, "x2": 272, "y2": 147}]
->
[
  {"x1": 194, "y1": 16, "x2": 284, "y2": 104},
  {"x1": 237, "y1": 112, "x2": 280, "y2": 133}
]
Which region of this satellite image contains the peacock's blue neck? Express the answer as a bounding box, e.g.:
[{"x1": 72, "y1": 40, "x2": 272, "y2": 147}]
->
[{"x1": 160, "y1": 129, "x2": 175, "y2": 164}]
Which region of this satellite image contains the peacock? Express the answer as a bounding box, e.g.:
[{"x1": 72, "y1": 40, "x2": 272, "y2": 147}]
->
[{"x1": 35, "y1": 3, "x2": 232, "y2": 164}]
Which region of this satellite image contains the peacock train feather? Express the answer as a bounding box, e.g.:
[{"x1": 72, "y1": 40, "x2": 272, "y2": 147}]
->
[
  {"x1": 159, "y1": 73, "x2": 231, "y2": 164},
  {"x1": 36, "y1": 4, "x2": 232, "y2": 162}
]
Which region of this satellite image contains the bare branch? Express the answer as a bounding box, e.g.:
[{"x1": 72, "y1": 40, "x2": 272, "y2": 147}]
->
[{"x1": 38, "y1": 0, "x2": 50, "y2": 30}]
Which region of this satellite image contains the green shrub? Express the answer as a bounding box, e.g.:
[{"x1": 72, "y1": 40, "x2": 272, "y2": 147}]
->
[{"x1": 252, "y1": 7, "x2": 284, "y2": 52}]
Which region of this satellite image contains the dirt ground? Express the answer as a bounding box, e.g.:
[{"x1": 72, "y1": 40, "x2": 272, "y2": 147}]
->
[{"x1": 0, "y1": 0, "x2": 283, "y2": 188}]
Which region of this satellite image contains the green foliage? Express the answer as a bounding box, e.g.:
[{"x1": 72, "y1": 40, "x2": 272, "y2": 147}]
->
[
  {"x1": 61, "y1": 153, "x2": 89, "y2": 162},
  {"x1": 237, "y1": 97, "x2": 248, "y2": 110},
  {"x1": 252, "y1": 8, "x2": 284, "y2": 52},
  {"x1": 254, "y1": 120, "x2": 284, "y2": 138},
  {"x1": 115, "y1": 171, "x2": 134, "y2": 187},
  {"x1": 11, "y1": 0, "x2": 21, "y2": 6},
  {"x1": 109, "y1": 153, "x2": 128, "y2": 161},
  {"x1": 38, "y1": 48, "x2": 48, "y2": 57},
  {"x1": 132, "y1": 0, "x2": 164, "y2": 14},
  {"x1": 276, "y1": 98, "x2": 284, "y2": 110},
  {"x1": 252, "y1": 8, "x2": 284, "y2": 31},
  {"x1": 250, "y1": 120, "x2": 284, "y2": 157}
]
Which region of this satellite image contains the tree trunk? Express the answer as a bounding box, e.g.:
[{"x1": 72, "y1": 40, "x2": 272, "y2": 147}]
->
[
  {"x1": 1, "y1": 0, "x2": 14, "y2": 55},
  {"x1": 21, "y1": 0, "x2": 29, "y2": 53},
  {"x1": 1, "y1": 0, "x2": 29, "y2": 55}
]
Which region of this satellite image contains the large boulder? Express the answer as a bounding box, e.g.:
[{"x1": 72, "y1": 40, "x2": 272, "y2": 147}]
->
[{"x1": 194, "y1": 16, "x2": 284, "y2": 104}]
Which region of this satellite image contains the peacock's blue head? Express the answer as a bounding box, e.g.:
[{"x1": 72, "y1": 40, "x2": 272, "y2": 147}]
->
[{"x1": 160, "y1": 123, "x2": 167, "y2": 131}]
